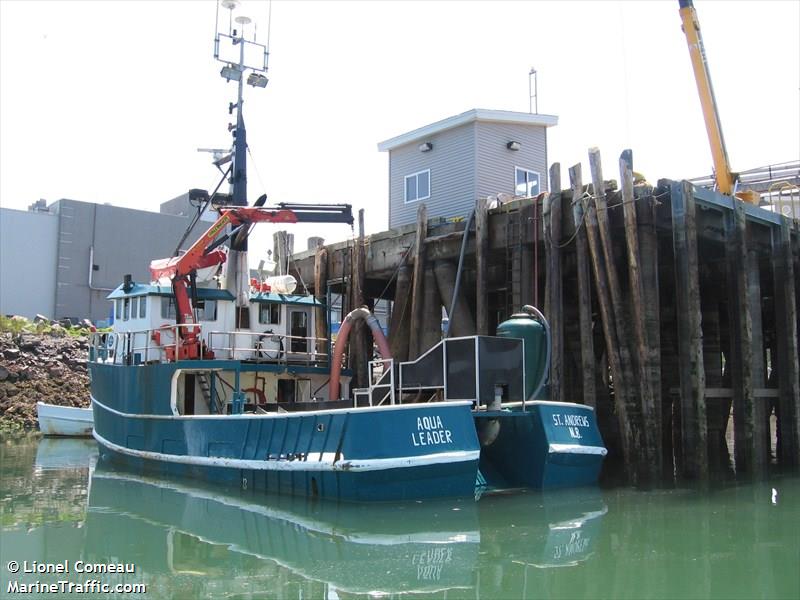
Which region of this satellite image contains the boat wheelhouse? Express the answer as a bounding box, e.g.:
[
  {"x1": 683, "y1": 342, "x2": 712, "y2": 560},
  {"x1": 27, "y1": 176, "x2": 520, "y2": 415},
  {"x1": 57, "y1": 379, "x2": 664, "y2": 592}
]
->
[{"x1": 101, "y1": 281, "x2": 346, "y2": 411}]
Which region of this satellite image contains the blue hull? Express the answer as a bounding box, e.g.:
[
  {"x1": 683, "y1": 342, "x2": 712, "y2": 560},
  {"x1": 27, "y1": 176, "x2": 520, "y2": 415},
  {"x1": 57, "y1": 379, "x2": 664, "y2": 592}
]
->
[
  {"x1": 475, "y1": 401, "x2": 606, "y2": 490},
  {"x1": 90, "y1": 362, "x2": 480, "y2": 502}
]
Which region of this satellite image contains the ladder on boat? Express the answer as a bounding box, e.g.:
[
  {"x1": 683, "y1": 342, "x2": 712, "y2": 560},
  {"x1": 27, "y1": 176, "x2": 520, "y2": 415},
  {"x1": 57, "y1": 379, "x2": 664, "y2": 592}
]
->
[{"x1": 197, "y1": 372, "x2": 224, "y2": 415}]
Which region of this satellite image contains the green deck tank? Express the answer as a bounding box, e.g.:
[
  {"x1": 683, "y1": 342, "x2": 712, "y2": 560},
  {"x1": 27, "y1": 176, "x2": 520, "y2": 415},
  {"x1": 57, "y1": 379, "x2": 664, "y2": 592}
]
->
[{"x1": 496, "y1": 311, "x2": 548, "y2": 401}]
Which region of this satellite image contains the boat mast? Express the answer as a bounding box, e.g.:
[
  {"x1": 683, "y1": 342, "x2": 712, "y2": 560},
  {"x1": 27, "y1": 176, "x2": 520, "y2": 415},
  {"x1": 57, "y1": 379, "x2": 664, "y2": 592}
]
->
[
  {"x1": 214, "y1": 0, "x2": 270, "y2": 317},
  {"x1": 214, "y1": 0, "x2": 270, "y2": 209}
]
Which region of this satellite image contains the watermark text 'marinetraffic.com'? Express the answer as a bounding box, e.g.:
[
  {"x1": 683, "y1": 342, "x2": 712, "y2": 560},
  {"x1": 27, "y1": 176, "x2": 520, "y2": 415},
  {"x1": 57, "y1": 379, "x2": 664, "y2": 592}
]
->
[{"x1": 7, "y1": 580, "x2": 147, "y2": 595}]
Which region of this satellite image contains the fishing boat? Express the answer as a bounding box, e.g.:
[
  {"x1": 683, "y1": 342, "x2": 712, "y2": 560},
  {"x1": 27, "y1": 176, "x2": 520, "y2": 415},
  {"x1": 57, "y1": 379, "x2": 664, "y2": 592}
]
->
[
  {"x1": 36, "y1": 402, "x2": 93, "y2": 437},
  {"x1": 87, "y1": 1, "x2": 480, "y2": 502},
  {"x1": 88, "y1": 0, "x2": 605, "y2": 501}
]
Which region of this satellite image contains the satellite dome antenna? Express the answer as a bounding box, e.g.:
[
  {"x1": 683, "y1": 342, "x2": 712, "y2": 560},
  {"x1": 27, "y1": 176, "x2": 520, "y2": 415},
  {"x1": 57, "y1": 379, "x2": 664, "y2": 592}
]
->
[{"x1": 213, "y1": 0, "x2": 270, "y2": 208}]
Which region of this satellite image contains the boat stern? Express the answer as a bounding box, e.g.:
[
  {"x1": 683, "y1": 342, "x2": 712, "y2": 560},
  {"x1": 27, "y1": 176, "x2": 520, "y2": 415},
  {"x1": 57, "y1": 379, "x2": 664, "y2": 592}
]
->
[{"x1": 475, "y1": 401, "x2": 606, "y2": 490}]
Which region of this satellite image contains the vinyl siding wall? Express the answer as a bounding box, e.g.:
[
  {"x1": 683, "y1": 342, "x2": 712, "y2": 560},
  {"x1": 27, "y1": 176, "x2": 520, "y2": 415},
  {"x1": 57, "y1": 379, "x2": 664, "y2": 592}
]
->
[
  {"x1": 475, "y1": 121, "x2": 548, "y2": 201},
  {"x1": 388, "y1": 123, "x2": 476, "y2": 229}
]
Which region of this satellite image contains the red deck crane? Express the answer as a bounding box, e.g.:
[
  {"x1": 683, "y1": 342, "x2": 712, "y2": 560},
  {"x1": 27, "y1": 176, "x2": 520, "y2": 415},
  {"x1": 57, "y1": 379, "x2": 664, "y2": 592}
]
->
[{"x1": 149, "y1": 196, "x2": 353, "y2": 360}]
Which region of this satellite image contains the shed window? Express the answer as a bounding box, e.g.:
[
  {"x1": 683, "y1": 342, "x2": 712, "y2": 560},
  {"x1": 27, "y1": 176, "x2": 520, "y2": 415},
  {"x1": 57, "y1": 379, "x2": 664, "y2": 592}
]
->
[
  {"x1": 259, "y1": 303, "x2": 281, "y2": 325},
  {"x1": 404, "y1": 169, "x2": 430, "y2": 203},
  {"x1": 515, "y1": 167, "x2": 540, "y2": 197}
]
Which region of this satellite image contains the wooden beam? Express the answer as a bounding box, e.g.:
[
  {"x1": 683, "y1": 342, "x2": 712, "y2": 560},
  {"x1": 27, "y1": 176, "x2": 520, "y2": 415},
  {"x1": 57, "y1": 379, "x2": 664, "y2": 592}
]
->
[
  {"x1": 771, "y1": 219, "x2": 800, "y2": 466},
  {"x1": 568, "y1": 164, "x2": 595, "y2": 409},
  {"x1": 546, "y1": 163, "x2": 563, "y2": 403},
  {"x1": 408, "y1": 204, "x2": 428, "y2": 360},
  {"x1": 671, "y1": 180, "x2": 708, "y2": 481},
  {"x1": 476, "y1": 198, "x2": 489, "y2": 336},
  {"x1": 620, "y1": 150, "x2": 660, "y2": 481}
]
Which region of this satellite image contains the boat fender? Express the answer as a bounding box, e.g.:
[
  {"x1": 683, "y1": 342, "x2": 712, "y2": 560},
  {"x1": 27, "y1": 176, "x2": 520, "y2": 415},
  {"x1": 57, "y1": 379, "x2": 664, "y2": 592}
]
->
[{"x1": 476, "y1": 418, "x2": 501, "y2": 447}]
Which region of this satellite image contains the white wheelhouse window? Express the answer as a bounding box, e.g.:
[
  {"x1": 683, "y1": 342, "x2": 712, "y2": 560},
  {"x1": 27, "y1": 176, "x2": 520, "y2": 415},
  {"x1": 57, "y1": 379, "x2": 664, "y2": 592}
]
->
[
  {"x1": 515, "y1": 167, "x2": 541, "y2": 197},
  {"x1": 404, "y1": 169, "x2": 431, "y2": 203}
]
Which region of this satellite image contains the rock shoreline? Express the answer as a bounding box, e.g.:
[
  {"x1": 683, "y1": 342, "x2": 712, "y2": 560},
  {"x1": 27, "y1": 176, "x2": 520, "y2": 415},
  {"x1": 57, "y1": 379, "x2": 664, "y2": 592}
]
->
[{"x1": 0, "y1": 332, "x2": 90, "y2": 433}]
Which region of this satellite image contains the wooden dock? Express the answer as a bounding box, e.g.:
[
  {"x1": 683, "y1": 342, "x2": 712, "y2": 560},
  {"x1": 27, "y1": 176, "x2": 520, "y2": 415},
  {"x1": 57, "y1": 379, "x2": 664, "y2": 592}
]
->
[{"x1": 292, "y1": 148, "x2": 800, "y2": 484}]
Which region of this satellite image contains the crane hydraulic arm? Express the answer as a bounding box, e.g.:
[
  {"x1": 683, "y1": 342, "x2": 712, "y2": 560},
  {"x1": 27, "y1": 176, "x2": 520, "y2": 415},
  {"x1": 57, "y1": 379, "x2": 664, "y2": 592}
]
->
[
  {"x1": 149, "y1": 200, "x2": 353, "y2": 360},
  {"x1": 678, "y1": 0, "x2": 758, "y2": 204}
]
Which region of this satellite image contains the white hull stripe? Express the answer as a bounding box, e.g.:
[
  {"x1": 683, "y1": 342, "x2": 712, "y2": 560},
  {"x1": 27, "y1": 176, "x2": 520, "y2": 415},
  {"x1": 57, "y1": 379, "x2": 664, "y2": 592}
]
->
[
  {"x1": 548, "y1": 443, "x2": 608, "y2": 456},
  {"x1": 93, "y1": 430, "x2": 480, "y2": 473},
  {"x1": 91, "y1": 396, "x2": 473, "y2": 420}
]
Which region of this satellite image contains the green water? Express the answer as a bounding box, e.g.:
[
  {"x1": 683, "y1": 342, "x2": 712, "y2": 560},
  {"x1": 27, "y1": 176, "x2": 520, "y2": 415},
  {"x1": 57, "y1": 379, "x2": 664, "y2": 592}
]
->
[{"x1": 1, "y1": 436, "x2": 798, "y2": 600}]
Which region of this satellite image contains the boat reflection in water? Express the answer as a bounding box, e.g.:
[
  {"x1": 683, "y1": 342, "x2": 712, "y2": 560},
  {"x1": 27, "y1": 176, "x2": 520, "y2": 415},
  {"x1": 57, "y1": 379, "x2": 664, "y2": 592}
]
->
[
  {"x1": 34, "y1": 437, "x2": 97, "y2": 471},
  {"x1": 85, "y1": 459, "x2": 607, "y2": 597}
]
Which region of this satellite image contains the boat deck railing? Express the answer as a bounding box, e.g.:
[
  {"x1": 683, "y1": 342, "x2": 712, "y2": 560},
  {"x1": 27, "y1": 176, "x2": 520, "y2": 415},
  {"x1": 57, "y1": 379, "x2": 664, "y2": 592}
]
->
[
  {"x1": 89, "y1": 325, "x2": 329, "y2": 368},
  {"x1": 364, "y1": 358, "x2": 396, "y2": 406}
]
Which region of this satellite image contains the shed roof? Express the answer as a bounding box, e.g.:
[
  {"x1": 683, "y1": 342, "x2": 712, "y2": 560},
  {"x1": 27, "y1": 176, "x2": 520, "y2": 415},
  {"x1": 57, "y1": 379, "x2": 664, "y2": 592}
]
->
[{"x1": 377, "y1": 108, "x2": 558, "y2": 152}]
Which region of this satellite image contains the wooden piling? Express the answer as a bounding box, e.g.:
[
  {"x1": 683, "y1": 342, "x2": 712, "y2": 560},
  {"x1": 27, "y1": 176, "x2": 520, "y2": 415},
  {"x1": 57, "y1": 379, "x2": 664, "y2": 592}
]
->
[
  {"x1": 701, "y1": 288, "x2": 729, "y2": 471},
  {"x1": 635, "y1": 182, "x2": 664, "y2": 476},
  {"x1": 313, "y1": 246, "x2": 328, "y2": 356},
  {"x1": 582, "y1": 160, "x2": 633, "y2": 477},
  {"x1": 568, "y1": 164, "x2": 596, "y2": 409},
  {"x1": 476, "y1": 197, "x2": 489, "y2": 336},
  {"x1": 771, "y1": 220, "x2": 800, "y2": 466},
  {"x1": 588, "y1": 150, "x2": 640, "y2": 469},
  {"x1": 518, "y1": 202, "x2": 537, "y2": 308},
  {"x1": 352, "y1": 209, "x2": 369, "y2": 388},
  {"x1": 587, "y1": 148, "x2": 637, "y2": 480},
  {"x1": 408, "y1": 205, "x2": 428, "y2": 359},
  {"x1": 725, "y1": 199, "x2": 757, "y2": 475},
  {"x1": 670, "y1": 180, "x2": 708, "y2": 481},
  {"x1": 620, "y1": 150, "x2": 660, "y2": 482},
  {"x1": 746, "y1": 248, "x2": 769, "y2": 471},
  {"x1": 434, "y1": 260, "x2": 476, "y2": 338},
  {"x1": 389, "y1": 264, "x2": 412, "y2": 362},
  {"x1": 545, "y1": 163, "x2": 564, "y2": 403},
  {"x1": 421, "y1": 265, "x2": 443, "y2": 353},
  {"x1": 273, "y1": 231, "x2": 294, "y2": 275}
]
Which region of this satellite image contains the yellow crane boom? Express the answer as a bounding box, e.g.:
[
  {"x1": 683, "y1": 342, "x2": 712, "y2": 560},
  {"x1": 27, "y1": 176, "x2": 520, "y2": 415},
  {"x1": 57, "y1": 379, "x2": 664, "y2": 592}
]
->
[{"x1": 679, "y1": 0, "x2": 756, "y2": 203}]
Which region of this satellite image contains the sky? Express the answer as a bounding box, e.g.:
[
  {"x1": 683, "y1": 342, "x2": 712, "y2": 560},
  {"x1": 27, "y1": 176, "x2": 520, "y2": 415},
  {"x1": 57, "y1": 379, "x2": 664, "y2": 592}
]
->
[{"x1": 1, "y1": 0, "x2": 798, "y2": 251}]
